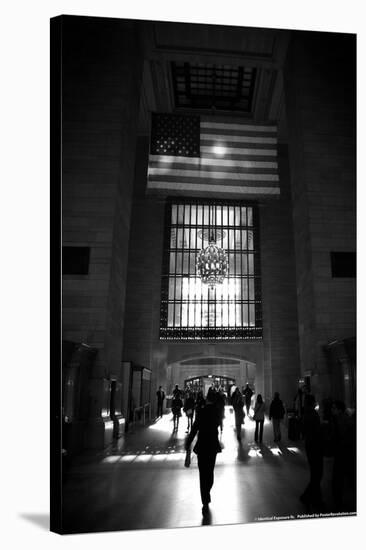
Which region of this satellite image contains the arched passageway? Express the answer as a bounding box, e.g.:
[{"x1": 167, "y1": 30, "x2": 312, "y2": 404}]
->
[{"x1": 167, "y1": 354, "x2": 257, "y2": 395}]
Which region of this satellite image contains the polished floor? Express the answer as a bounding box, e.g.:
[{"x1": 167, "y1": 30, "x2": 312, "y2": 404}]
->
[{"x1": 62, "y1": 407, "x2": 355, "y2": 533}]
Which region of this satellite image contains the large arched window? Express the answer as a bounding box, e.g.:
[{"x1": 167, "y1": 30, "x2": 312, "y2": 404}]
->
[{"x1": 160, "y1": 199, "x2": 262, "y2": 340}]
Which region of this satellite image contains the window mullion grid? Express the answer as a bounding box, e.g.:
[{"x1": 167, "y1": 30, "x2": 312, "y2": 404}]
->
[
  {"x1": 233, "y1": 206, "x2": 237, "y2": 333},
  {"x1": 162, "y1": 199, "x2": 261, "y2": 341},
  {"x1": 239, "y1": 204, "x2": 243, "y2": 338},
  {"x1": 253, "y1": 205, "x2": 261, "y2": 336},
  {"x1": 251, "y1": 207, "x2": 254, "y2": 334},
  {"x1": 207, "y1": 208, "x2": 210, "y2": 338},
  {"x1": 194, "y1": 202, "x2": 198, "y2": 339},
  {"x1": 207, "y1": 205, "x2": 211, "y2": 338},
  {"x1": 206, "y1": 204, "x2": 211, "y2": 338},
  {"x1": 248, "y1": 209, "x2": 256, "y2": 336},
  {"x1": 250, "y1": 206, "x2": 253, "y2": 335},
  {"x1": 227, "y1": 205, "x2": 230, "y2": 336},
  {"x1": 175, "y1": 220, "x2": 183, "y2": 331},
  {"x1": 180, "y1": 219, "x2": 183, "y2": 335},
  {"x1": 246, "y1": 206, "x2": 249, "y2": 334},
  {"x1": 201, "y1": 204, "x2": 205, "y2": 338},
  {"x1": 187, "y1": 203, "x2": 191, "y2": 337},
  {"x1": 163, "y1": 202, "x2": 172, "y2": 336},
  {"x1": 214, "y1": 202, "x2": 217, "y2": 338},
  {"x1": 221, "y1": 204, "x2": 224, "y2": 334},
  {"x1": 173, "y1": 218, "x2": 178, "y2": 331}
]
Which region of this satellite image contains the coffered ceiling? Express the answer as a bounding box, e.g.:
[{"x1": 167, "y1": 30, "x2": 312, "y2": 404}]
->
[{"x1": 137, "y1": 21, "x2": 290, "y2": 142}]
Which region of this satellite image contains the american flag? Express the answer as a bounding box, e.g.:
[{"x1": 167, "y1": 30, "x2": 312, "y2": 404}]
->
[{"x1": 147, "y1": 114, "x2": 280, "y2": 197}]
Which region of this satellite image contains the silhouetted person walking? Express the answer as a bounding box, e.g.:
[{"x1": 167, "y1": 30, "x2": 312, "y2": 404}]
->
[
  {"x1": 195, "y1": 390, "x2": 205, "y2": 414},
  {"x1": 243, "y1": 383, "x2": 254, "y2": 416},
  {"x1": 300, "y1": 394, "x2": 324, "y2": 509},
  {"x1": 156, "y1": 386, "x2": 165, "y2": 418},
  {"x1": 269, "y1": 392, "x2": 285, "y2": 442},
  {"x1": 185, "y1": 388, "x2": 222, "y2": 516},
  {"x1": 171, "y1": 393, "x2": 183, "y2": 431},
  {"x1": 216, "y1": 388, "x2": 226, "y2": 433},
  {"x1": 172, "y1": 384, "x2": 182, "y2": 398},
  {"x1": 231, "y1": 387, "x2": 245, "y2": 441},
  {"x1": 183, "y1": 391, "x2": 195, "y2": 433},
  {"x1": 253, "y1": 394, "x2": 265, "y2": 443}
]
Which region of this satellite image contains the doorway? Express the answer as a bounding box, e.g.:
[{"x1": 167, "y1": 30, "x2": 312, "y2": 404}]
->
[
  {"x1": 184, "y1": 373, "x2": 235, "y2": 398},
  {"x1": 168, "y1": 354, "x2": 257, "y2": 397}
]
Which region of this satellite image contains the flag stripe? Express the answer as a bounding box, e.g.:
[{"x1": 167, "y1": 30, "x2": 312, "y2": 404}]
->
[
  {"x1": 200, "y1": 146, "x2": 277, "y2": 157},
  {"x1": 148, "y1": 181, "x2": 280, "y2": 195},
  {"x1": 201, "y1": 121, "x2": 277, "y2": 133},
  {"x1": 148, "y1": 175, "x2": 279, "y2": 189},
  {"x1": 151, "y1": 176, "x2": 278, "y2": 191},
  {"x1": 149, "y1": 162, "x2": 277, "y2": 177},
  {"x1": 149, "y1": 168, "x2": 279, "y2": 182},
  {"x1": 150, "y1": 154, "x2": 277, "y2": 169},
  {"x1": 201, "y1": 133, "x2": 277, "y2": 145}
]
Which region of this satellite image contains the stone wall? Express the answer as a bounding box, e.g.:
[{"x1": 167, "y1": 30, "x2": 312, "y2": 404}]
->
[
  {"x1": 260, "y1": 144, "x2": 301, "y2": 403},
  {"x1": 61, "y1": 16, "x2": 143, "y2": 447},
  {"x1": 284, "y1": 31, "x2": 356, "y2": 400}
]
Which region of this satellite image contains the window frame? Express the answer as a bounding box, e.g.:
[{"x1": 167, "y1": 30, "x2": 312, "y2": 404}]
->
[{"x1": 159, "y1": 198, "x2": 262, "y2": 340}]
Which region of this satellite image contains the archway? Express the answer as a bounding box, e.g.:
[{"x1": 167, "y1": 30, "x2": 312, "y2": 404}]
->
[{"x1": 167, "y1": 354, "x2": 256, "y2": 396}]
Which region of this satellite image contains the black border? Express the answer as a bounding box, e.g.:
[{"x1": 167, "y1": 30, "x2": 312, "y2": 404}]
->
[{"x1": 50, "y1": 15, "x2": 63, "y2": 535}]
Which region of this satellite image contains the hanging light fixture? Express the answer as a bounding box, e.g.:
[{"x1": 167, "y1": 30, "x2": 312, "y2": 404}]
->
[{"x1": 196, "y1": 204, "x2": 228, "y2": 290}]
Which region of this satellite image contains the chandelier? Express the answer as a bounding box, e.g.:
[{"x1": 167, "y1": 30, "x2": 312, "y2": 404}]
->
[{"x1": 196, "y1": 205, "x2": 228, "y2": 289}]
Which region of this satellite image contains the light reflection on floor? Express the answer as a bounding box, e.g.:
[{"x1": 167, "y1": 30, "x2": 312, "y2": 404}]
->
[
  {"x1": 64, "y1": 405, "x2": 347, "y2": 534},
  {"x1": 102, "y1": 407, "x2": 301, "y2": 466},
  {"x1": 148, "y1": 412, "x2": 186, "y2": 433},
  {"x1": 102, "y1": 445, "x2": 301, "y2": 465}
]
